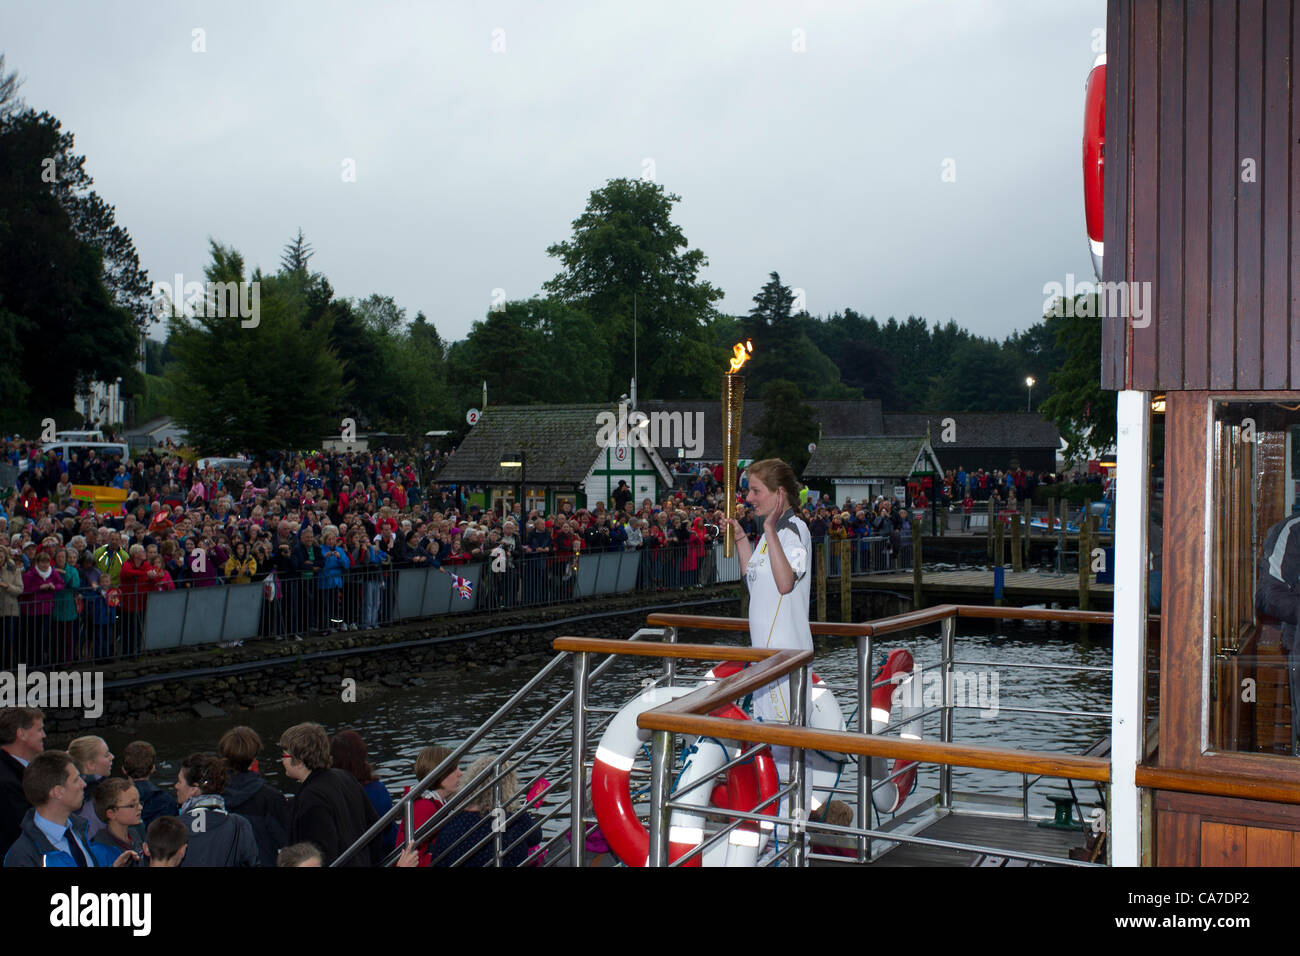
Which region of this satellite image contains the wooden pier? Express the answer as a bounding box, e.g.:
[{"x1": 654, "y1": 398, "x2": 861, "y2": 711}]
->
[{"x1": 851, "y1": 568, "x2": 1113, "y2": 610}]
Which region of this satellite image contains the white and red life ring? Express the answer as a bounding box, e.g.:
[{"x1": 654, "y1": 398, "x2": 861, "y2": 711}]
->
[
  {"x1": 871, "y1": 648, "x2": 922, "y2": 814},
  {"x1": 703, "y1": 661, "x2": 845, "y2": 814},
  {"x1": 1083, "y1": 53, "x2": 1106, "y2": 281},
  {"x1": 590, "y1": 684, "x2": 779, "y2": 867}
]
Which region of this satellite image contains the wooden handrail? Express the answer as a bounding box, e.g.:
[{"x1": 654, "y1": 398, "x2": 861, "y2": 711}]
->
[
  {"x1": 646, "y1": 650, "x2": 813, "y2": 718},
  {"x1": 598, "y1": 637, "x2": 1110, "y2": 782},
  {"x1": 636, "y1": 711, "x2": 1111, "y2": 782},
  {"x1": 957, "y1": 606, "x2": 1114, "y2": 625},
  {"x1": 551, "y1": 637, "x2": 777, "y2": 663},
  {"x1": 644, "y1": 612, "x2": 875, "y2": 637},
  {"x1": 648, "y1": 605, "x2": 1118, "y2": 637},
  {"x1": 1136, "y1": 765, "x2": 1300, "y2": 805}
]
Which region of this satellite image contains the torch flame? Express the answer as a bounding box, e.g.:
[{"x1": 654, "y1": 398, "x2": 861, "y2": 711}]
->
[{"x1": 728, "y1": 340, "x2": 754, "y2": 374}]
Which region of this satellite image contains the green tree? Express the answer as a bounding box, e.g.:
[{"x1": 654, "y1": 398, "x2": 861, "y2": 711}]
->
[
  {"x1": 448, "y1": 298, "x2": 610, "y2": 408},
  {"x1": 753, "y1": 379, "x2": 818, "y2": 474},
  {"x1": 280, "y1": 227, "x2": 314, "y2": 276},
  {"x1": 166, "y1": 242, "x2": 344, "y2": 453},
  {"x1": 544, "y1": 178, "x2": 725, "y2": 399},
  {"x1": 0, "y1": 110, "x2": 141, "y2": 430},
  {"x1": 1039, "y1": 295, "x2": 1117, "y2": 462}
]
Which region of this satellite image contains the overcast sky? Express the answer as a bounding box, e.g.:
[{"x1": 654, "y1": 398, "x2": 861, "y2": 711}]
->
[{"x1": 3, "y1": 0, "x2": 1105, "y2": 345}]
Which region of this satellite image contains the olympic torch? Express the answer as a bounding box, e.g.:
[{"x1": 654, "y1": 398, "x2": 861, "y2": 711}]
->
[{"x1": 722, "y1": 340, "x2": 753, "y2": 557}]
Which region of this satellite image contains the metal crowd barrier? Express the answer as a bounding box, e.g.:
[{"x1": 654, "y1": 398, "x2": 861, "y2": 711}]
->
[{"x1": 4, "y1": 542, "x2": 746, "y2": 667}]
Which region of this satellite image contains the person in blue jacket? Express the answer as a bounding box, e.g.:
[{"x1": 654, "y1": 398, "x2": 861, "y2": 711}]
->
[
  {"x1": 317, "y1": 528, "x2": 351, "y2": 634},
  {"x1": 4, "y1": 750, "x2": 130, "y2": 867}
]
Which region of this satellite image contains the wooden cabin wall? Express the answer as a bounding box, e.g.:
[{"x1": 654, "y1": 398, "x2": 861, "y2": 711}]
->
[{"x1": 1101, "y1": 0, "x2": 1299, "y2": 391}]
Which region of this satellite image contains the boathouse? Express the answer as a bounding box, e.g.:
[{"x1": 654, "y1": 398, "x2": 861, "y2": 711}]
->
[
  {"x1": 801, "y1": 435, "x2": 943, "y2": 505},
  {"x1": 882, "y1": 413, "x2": 1060, "y2": 475},
  {"x1": 434, "y1": 404, "x2": 672, "y2": 514},
  {"x1": 1103, "y1": 0, "x2": 1300, "y2": 866}
]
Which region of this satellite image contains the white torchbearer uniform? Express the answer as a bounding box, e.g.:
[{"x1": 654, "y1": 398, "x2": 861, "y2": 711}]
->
[{"x1": 745, "y1": 508, "x2": 813, "y2": 735}]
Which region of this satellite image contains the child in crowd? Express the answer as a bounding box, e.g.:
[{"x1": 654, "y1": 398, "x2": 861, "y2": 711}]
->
[
  {"x1": 144, "y1": 816, "x2": 188, "y2": 867},
  {"x1": 122, "y1": 740, "x2": 178, "y2": 839}
]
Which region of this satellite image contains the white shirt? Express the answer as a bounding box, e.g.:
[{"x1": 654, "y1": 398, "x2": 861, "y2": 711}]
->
[{"x1": 744, "y1": 509, "x2": 812, "y2": 724}]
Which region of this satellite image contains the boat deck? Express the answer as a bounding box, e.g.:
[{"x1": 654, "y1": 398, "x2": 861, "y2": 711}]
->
[{"x1": 813, "y1": 811, "x2": 1090, "y2": 867}]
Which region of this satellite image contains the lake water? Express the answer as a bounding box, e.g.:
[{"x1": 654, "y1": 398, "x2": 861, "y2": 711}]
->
[{"x1": 93, "y1": 614, "x2": 1111, "y2": 831}]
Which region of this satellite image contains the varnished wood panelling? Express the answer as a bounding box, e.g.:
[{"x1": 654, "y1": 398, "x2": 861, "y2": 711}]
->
[
  {"x1": 1207, "y1": 0, "x2": 1238, "y2": 389},
  {"x1": 1103, "y1": 0, "x2": 1298, "y2": 390},
  {"x1": 1182, "y1": 0, "x2": 1211, "y2": 389},
  {"x1": 1245, "y1": 824, "x2": 1293, "y2": 865},
  {"x1": 1200, "y1": 821, "x2": 1247, "y2": 864},
  {"x1": 1263, "y1": 0, "x2": 1292, "y2": 388}
]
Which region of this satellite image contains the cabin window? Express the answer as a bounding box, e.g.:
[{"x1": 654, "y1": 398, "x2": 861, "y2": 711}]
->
[{"x1": 1206, "y1": 400, "x2": 1300, "y2": 757}]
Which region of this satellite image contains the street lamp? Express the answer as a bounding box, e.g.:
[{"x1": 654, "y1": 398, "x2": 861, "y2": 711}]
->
[
  {"x1": 500, "y1": 451, "x2": 525, "y2": 513},
  {"x1": 1025, "y1": 376, "x2": 1035, "y2": 413}
]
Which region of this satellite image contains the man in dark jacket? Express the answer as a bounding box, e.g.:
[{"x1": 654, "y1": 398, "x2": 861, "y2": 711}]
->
[
  {"x1": 1256, "y1": 513, "x2": 1300, "y2": 756},
  {"x1": 219, "y1": 726, "x2": 289, "y2": 867},
  {"x1": 0, "y1": 707, "x2": 45, "y2": 857},
  {"x1": 279, "y1": 722, "x2": 382, "y2": 867},
  {"x1": 4, "y1": 751, "x2": 100, "y2": 867}
]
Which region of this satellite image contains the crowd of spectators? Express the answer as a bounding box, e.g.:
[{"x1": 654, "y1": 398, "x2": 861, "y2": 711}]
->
[
  {"x1": 0, "y1": 707, "x2": 541, "y2": 868},
  {"x1": 1, "y1": 436, "x2": 1100, "y2": 665}
]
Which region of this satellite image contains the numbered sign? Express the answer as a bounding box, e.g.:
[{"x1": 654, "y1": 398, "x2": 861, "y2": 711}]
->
[{"x1": 466, "y1": 408, "x2": 480, "y2": 426}]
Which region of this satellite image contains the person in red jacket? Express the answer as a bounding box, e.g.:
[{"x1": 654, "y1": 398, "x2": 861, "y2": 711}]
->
[
  {"x1": 394, "y1": 745, "x2": 462, "y2": 867},
  {"x1": 118, "y1": 545, "x2": 157, "y2": 656}
]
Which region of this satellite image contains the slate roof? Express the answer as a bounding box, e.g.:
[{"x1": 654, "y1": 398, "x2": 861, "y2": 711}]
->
[
  {"x1": 803, "y1": 436, "x2": 939, "y2": 479},
  {"x1": 436, "y1": 404, "x2": 669, "y2": 485},
  {"x1": 882, "y1": 412, "x2": 1060, "y2": 449}
]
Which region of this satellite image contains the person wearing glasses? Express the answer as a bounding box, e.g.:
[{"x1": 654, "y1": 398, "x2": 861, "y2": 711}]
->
[{"x1": 90, "y1": 777, "x2": 144, "y2": 865}]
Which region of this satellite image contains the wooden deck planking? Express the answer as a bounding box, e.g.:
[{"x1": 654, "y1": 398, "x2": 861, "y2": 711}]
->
[{"x1": 814, "y1": 813, "x2": 1088, "y2": 867}]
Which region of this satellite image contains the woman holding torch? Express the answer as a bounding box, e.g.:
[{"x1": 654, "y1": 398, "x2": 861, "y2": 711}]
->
[{"x1": 725, "y1": 458, "x2": 813, "y2": 737}]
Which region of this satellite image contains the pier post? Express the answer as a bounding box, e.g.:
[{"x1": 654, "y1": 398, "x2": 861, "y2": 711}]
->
[
  {"x1": 816, "y1": 538, "x2": 827, "y2": 622},
  {"x1": 1023, "y1": 500, "x2": 1033, "y2": 567},
  {"x1": 1011, "y1": 514, "x2": 1022, "y2": 572},
  {"x1": 994, "y1": 514, "x2": 1005, "y2": 568},
  {"x1": 1047, "y1": 497, "x2": 1056, "y2": 543},
  {"x1": 840, "y1": 536, "x2": 852, "y2": 621},
  {"x1": 986, "y1": 497, "x2": 995, "y2": 566},
  {"x1": 1079, "y1": 516, "x2": 1093, "y2": 635},
  {"x1": 913, "y1": 533, "x2": 923, "y2": 609}
]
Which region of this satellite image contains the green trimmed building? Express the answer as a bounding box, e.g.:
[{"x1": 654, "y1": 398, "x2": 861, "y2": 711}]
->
[{"x1": 435, "y1": 404, "x2": 672, "y2": 514}]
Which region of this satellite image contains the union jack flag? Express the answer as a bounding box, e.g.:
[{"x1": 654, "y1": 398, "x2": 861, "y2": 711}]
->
[{"x1": 452, "y1": 574, "x2": 473, "y2": 600}]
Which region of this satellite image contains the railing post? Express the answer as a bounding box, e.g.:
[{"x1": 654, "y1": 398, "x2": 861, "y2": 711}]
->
[
  {"x1": 492, "y1": 776, "x2": 504, "y2": 867},
  {"x1": 661, "y1": 626, "x2": 678, "y2": 687},
  {"x1": 939, "y1": 614, "x2": 955, "y2": 809},
  {"x1": 816, "y1": 537, "x2": 827, "y2": 622},
  {"x1": 402, "y1": 799, "x2": 415, "y2": 863},
  {"x1": 839, "y1": 537, "x2": 852, "y2": 622},
  {"x1": 856, "y1": 633, "x2": 873, "y2": 862},
  {"x1": 647, "y1": 729, "x2": 674, "y2": 867},
  {"x1": 790, "y1": 662, "x2": 809, "y2": 867},
  {"x1": 570, "y1": 650, "x2": 589, "y2": 867}
]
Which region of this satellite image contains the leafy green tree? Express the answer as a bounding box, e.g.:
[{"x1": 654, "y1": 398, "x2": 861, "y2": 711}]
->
[
  {"x1": 0, "y1": 110, "x2": 141, "y2": 430},
  {"x1": 165, "y1": 242, "x2": 344, "y2": 453},
  {"x1": 448, "y1": 298, "x2": 611, "y2": 408},
  {"x1": 738, "y1": 273, "x2": 856, "y2": 399},
  {"x1": 925, "y1": 338, "x2": 1025, "y2": 411},
  {"x1": 753, "y1": 379, "x2": 818, "y2": 475},
  {"x1": 1038, "y1": 295, "x2": 1117, "y2": 462},
  {"x1": 544, "y1": 178, "x2": 725, "y2": 399}
]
